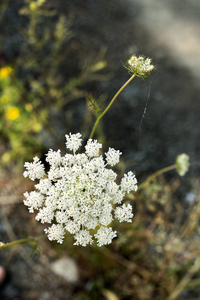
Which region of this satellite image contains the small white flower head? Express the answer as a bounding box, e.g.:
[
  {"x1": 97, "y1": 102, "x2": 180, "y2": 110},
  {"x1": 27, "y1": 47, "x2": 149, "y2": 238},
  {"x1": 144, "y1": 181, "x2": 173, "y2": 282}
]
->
[
  {"x1": 35, "y1": 206, "x2": 54, "y2": 224},
  {"x1": 35, "y1": 178, "x2": 51, "y2": 194},
  {"x1": 176, "y1": 153, "x2": 190, "y2": 176},
  {"x1": 23, "y1": 156, "x2": 45, "y2": 181},
  {"x1": 44, "y1": 224, "x2": 65, "y2": 244},
  {"x1": 85, "y1": 139, "x2": 102, "y2": 157},
  {"x1": 46, "y1": 149, "x2": 62, "y2": 167},
  {"x1": 65, "y1": 132, "x2": 82, "y2": 153},
  {"x1": 94, "y1": 227, "x2": 117, "y2": 247},
  {"x1": 121, "y1": 171, "x2": 138, "y2": 193},
  {"x1": 23, "y1": 191, "x2": 44, "y2": 213},
  {"x1": 126, "y1": 54, "x2": 155, "y2": 78},
  {"x1": 23, "y1": 133, "x2": 138, "y2": 247},
  {"x1": 74, "y1": 230, "x2": 93, "y2": 247},
  {"x1": 65, "y1": 220, "x2": 81, "y2": 234},
  {"x1": 115, "y1": 203, "x2": 133, "y2": 223},
  {"x1": 105, "y1": 148, "x2": 122, "y2": 166}
]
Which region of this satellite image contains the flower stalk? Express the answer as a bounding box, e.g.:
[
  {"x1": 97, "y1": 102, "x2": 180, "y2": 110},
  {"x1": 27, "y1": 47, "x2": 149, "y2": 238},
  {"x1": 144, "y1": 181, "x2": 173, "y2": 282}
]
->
[
  {"x1": 0, "y1": 234, "x2": 45, "y2": 251},
  {"x1": 138, "y1": 164, "x2": 176, "y2": 191},
  {"x1": 89, "y1": 73, "x2": 135, "y2": 139},
  {"x1": 138, "y1": 153, "x2": 190, "y2": 191},
  {"x1": 89, "y1": 54, "x2": 155, "y2": 139}
]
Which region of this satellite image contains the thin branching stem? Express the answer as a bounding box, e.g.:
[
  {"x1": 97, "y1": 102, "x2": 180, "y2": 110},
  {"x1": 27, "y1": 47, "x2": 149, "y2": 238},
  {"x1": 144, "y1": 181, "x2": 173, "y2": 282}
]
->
[
  {"x1": 0, "y1": 234, "x2": 45, "y2": 250},
  {"x1": 138, "y1": 164, "x2": 176, "y2": 191},
  {"x1": 89, "y1": 74, "x2": 135, "y2": 139}
]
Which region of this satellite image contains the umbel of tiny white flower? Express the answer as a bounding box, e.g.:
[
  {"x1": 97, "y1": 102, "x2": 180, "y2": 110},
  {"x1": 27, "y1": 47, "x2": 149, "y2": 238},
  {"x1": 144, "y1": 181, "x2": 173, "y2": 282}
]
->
[
  {"x1": 176, "y1": 153, "x2": 190, "y2": 176},
  {"x1": 125, "y1": 54, "x2": 155, "y2": 78},
  {"x1": 23, "y1": 133, "x2": 138, "y2": 247}
]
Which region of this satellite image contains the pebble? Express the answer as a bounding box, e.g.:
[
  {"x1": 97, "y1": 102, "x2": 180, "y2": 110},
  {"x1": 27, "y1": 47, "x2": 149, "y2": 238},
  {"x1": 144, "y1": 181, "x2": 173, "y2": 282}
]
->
[{"x1": 50, "y1": 257, "x2": 79, "y2": 284}]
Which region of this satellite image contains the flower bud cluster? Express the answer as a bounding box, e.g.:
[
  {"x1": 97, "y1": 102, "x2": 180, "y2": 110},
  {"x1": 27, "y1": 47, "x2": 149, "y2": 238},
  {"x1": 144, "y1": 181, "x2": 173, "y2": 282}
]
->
[
  {"x1": 176, "y1": 153, "x2": 190, "y2": 176},
  {"x1": 126, "y1": 55, "x2": 155, "y2": 78},
  {"x1": 23, "y1": 133, "x2": 138, "y2": 247}
]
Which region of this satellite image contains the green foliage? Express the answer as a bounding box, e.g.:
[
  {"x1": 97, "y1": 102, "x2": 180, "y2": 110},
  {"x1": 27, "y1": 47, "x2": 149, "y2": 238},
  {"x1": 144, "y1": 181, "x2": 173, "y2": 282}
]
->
[
  {"x1": 0, "y1": 0, "x2": 106, "y2": 170},
  {"x1": 87, "y1": 94, "x2": 103, "y2": 117}
]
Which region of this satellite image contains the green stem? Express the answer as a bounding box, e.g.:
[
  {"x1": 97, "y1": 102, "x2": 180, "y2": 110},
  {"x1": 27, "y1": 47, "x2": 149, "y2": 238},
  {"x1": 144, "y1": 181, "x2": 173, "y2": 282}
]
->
[
  {"x1": 0, "y1": 234, "x2": 45, "y2": 250},
  {"x1": 89, "y1": 73, "x2": 135, "y2": 139},
  {"x1": 138, "y1": 164, "x2": 176, "y2": 191}
]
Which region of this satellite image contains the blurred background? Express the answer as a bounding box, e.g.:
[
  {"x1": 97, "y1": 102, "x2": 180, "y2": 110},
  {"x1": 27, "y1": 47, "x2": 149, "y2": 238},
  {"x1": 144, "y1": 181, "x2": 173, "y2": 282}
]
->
[{"x1": 0, "y1": 0, "x2": 200, "y2": 299}]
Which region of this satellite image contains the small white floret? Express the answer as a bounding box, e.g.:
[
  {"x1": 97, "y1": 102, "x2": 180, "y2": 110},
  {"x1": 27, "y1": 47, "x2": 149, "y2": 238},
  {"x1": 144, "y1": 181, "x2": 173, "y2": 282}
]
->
[
  {"x1": 105, "y1": 148, "x2": 122, "y2": 166},
  {"x1": 23, "y1": 191, "x2": 44, "y2": 212},
  {"x1": 65, "y1": 220, "x2": 81, "y2": 234},
  {"x1": 85, "y1": 139, "x2": 102, "y2": 157},
  {"x1": 46, "y1": 149, "x2": 62, "y2": 167},
  {"x1": 35, "y1": 206, "x2": 54, "y2": 224},
  {"x1": 44, "y1": 224, "x2": 65, "y2": 244},
  {"x1": 35, "y1": 178, "x2": 52, "y2": 194},
  {"x1": 65, "y1": 133, "x2": 82, "y2": 153},
  {"x1": 73, "y1": 230, "x2": 93, "y2": 247},
  {"x1": 121, "y1": 171, "x2": 138, "y2": 193},
  {"x1": 94, "y1": 227, "x2": 117, "y2": 247},
  {"x1": 23, "y1": 156, "x2": 45, "y2": 181},
  {"x1": 115, "y1": 203, "x2": 133, "y2": 223}
]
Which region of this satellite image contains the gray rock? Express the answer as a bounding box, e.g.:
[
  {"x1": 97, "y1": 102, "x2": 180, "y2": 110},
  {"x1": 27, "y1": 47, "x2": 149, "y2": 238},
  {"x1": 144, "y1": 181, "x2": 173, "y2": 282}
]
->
[{"x1": 50, "y1": 257, "x2": 79, "y2": 284}]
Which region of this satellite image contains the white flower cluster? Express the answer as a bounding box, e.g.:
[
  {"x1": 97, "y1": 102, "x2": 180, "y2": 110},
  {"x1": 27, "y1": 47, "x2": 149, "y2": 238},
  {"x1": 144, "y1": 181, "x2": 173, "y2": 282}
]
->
[
  {"x1": 127, "y1": 55, "x2": 154, "y2": 78},
  {"x1": 176, "y1": 153, "x2": 190, "y2": 176},
  {"x1": 23, "y1": 133, "x2": 138, "y2": 247}
]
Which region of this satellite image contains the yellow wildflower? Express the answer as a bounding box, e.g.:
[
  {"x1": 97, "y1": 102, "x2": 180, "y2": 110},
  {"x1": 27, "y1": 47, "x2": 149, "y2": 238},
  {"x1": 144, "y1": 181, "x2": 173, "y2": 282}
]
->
[
  {"x1": 0, "y1": 95, "x2": 9, "y2": 103},
  {"x1": 29, "y1": 0, "x2": 45, "y2": 11},
  {"x1": 0, "y1": 67, "x2": 13, "y2": 78},
  {"x1": 5, "y1": 107, "x2": 20, "y2": 120},
  {"x1": 29, "y1": 2, "x2": 37, "y2": 11}
]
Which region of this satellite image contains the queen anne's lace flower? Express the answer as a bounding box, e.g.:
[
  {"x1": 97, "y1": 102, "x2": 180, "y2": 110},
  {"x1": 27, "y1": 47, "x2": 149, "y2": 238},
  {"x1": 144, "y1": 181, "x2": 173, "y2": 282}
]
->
[
  {"x1": 23, "y1": 133, "x2": 138, "y2": 247},
  {"x1": 126, "y1": 54, "x2": 155, "y2": 78}
]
